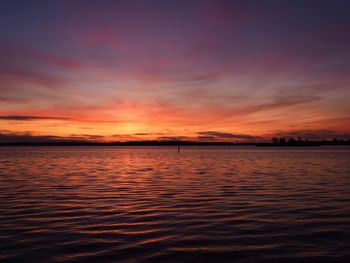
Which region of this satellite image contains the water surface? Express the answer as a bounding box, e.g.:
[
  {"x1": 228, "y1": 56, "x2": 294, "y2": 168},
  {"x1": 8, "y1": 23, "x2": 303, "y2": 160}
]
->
[{"x1": 0, "y1": 146, "x2": 350, "y2": 262}]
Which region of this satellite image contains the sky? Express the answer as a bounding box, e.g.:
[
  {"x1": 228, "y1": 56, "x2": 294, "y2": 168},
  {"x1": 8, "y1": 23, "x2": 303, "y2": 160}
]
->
[{"x1": 1, "y1": 0, "x2": 350, "y2": 142}]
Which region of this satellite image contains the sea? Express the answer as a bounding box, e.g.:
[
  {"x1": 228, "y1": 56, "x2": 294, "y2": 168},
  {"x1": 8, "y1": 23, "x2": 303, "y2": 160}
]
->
[{"x1": 0, "y1": 146, "x2": 349, "y2": 262}]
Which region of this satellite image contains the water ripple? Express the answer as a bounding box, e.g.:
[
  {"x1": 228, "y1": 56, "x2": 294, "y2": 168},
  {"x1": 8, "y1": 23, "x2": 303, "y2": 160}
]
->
[{"x1": 0, "y1": 146, "x2": 350, "y2": 262}]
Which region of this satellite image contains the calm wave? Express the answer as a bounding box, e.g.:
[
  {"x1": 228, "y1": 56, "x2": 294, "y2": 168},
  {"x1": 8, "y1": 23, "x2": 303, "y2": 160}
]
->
[{"x1": 0, "y1": 146, "x2": 350, "y2": 262}]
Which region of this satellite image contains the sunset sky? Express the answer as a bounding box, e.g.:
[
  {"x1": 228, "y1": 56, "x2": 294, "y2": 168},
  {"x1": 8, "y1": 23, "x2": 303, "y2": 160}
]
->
[{"x1": 1, "y1": 0, "x2": 350, "y2": 142}]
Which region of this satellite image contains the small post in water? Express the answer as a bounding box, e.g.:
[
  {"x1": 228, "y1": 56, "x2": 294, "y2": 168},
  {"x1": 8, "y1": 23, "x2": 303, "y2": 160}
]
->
[{"x1": 177, "y1": 145, "x2": 180, "y2": 153}]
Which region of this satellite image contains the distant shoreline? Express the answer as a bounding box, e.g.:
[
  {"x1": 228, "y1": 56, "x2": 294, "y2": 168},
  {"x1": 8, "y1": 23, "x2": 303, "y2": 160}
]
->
[{"x1": 0, "y1": 140, "x2": 349, "y2": 147}]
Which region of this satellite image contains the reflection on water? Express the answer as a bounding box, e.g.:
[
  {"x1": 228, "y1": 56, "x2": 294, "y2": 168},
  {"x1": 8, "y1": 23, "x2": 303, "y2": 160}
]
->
[{"x1": 0, "y1": 146, "x2": 350, "y2": 262}]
